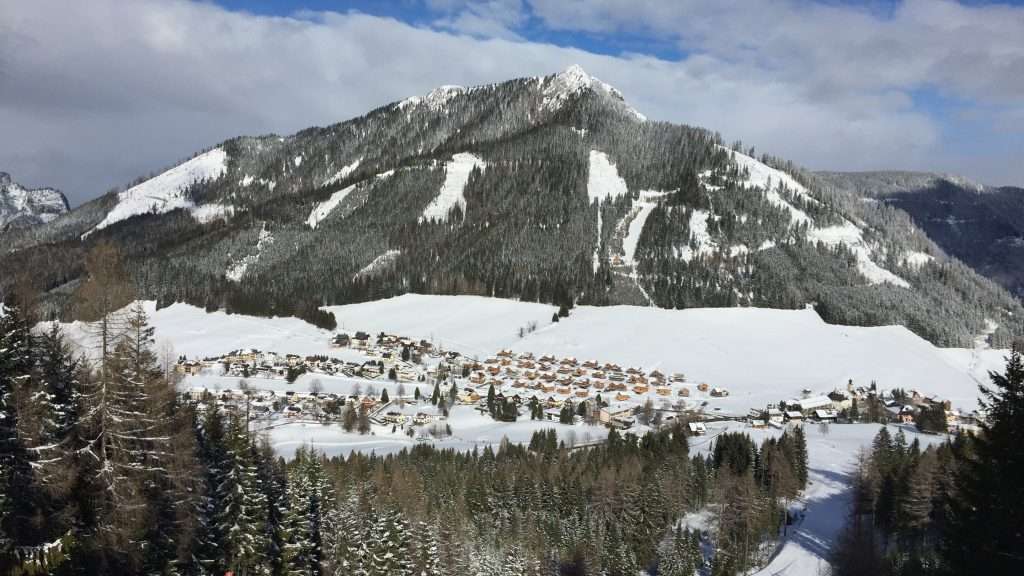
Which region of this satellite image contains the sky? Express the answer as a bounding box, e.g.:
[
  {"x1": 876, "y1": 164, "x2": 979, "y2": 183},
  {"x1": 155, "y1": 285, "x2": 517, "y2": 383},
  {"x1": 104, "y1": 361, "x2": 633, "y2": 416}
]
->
[{"x1": 1, "y1": 0, "x2": 1022, "y2": 206}]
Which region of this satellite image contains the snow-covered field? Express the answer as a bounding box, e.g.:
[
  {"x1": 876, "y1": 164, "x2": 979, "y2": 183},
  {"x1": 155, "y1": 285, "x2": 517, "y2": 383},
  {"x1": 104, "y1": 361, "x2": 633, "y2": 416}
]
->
[{"x1": 54, "y1": 295, "x2": 1006, "y2": 414}]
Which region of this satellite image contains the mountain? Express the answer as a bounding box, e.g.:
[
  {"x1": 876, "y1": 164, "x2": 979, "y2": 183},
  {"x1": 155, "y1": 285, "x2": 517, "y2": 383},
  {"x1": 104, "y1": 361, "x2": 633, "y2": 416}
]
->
[
  {"x1": 816, "y1": 171, "x2": 1024, "y2": 300},
  {"x1": 0, "y1": 172, "x2": 69, "y2": 231},
  {"x1": 1, "y1": 65, "x2": 1021, "y2": 348}
]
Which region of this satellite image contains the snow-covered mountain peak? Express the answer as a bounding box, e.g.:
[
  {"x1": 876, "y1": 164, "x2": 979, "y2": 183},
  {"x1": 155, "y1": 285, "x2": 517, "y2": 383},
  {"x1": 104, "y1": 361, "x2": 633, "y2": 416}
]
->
[
  {"x1": 0, "y1": 171, "x2": 69, "y2": 230},
  {"x1": 543, "y1": 65, "x2": 646, "y2": 121}
]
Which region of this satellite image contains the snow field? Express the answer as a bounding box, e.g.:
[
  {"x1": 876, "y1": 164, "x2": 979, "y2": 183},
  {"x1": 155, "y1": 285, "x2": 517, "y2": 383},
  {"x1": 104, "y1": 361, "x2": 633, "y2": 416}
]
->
[{"x1": 90, "y1": 148, "x2": 230, "y2": 234}]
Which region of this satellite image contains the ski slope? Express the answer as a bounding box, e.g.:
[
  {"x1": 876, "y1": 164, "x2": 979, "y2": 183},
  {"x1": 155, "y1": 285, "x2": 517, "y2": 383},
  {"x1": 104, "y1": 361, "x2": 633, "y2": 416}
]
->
[{"x1": 419, "y1": 153, "x2": 485, "y2": 223}]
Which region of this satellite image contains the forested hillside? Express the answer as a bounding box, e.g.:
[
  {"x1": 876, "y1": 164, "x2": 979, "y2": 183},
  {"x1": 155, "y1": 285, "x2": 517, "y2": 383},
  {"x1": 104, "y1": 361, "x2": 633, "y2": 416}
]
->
[
  {"x1": 1, "y1": 66, "x2": 1021, "y2": 347},
  {"x1": 817, "y1": 171, "x2": 1024, "y2": 301}
]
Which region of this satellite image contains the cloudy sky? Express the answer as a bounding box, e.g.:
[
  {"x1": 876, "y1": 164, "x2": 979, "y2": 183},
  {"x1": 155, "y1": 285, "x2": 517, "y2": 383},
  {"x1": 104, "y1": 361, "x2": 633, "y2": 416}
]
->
[{"x1": 1, "y1": 0, "x2": 1022, "y2": 205}]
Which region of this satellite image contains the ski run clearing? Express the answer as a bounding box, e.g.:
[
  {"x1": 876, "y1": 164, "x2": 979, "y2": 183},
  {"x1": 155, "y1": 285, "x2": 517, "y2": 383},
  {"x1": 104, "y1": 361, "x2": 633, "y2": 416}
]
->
[
  {"x1": 620, "y1": 191, "x2": 666, "y2": 266},
  {"x1": 225, "y1": 224, "x2": 274, "y2": 282},
  {"x1": 89, "y1": 148, "x2": 231, "y2": 235},
  {"x1": 419, "y1": 153, "x2": 485, "y2": 223},
  {"x1": 307, "y1": 182, "x2": 359, "y2": 229},
  {"x1": 588, "y1": 150, "x2": 629, "y2": 270},
  {"x1": 322, "y1": 157, "x2": 361, "y2": 187}
]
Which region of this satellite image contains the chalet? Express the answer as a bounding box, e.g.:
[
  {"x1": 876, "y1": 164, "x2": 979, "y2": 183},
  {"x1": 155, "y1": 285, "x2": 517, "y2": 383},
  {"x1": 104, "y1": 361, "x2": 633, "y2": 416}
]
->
[
  {"x1": 688, "y1": 422, "x2": 707, "y2": 435},
  {"x1": 600, "y1": 401, "x2": 637, "y2": 424},
  {"x1": 671, "y1": 372, "x2": 686, "y2": 382},
  {"x1": 615, "y1": 392, "x2": 631, "y2": 402},
  {"x1": 814, "y1": 409, "x2": 839, "y2": 422},
  {"x1": 632, "y1": 384, "x2": 649, "y2": 395},
  {"x1": 697, "y1": 382, "x2": 710, "y2": 392},
  {"x1": 677, "y1": 388, "x2": 690, "y2": 397},
  {"x1": 784, "y1": 410, "x2": 804, "y2": 421},
  {"x1": 709, "y1": 387, "x2": 729, "y2": 397},
  {"x1": 655, "y1": 387, "x2": 672, "y2": 397},
  {"x1": 353, "y1": 331, "x2": 371, "y2": 348},
  {"x1": 413, "y1": 412, "x2": 433, "y2": 425},
  {"x1": 382, "y1": 411, "x2": 407, "y2": 424},
  {"x1": 331, "y1": 333, "x2": 351, "y2": 348}
]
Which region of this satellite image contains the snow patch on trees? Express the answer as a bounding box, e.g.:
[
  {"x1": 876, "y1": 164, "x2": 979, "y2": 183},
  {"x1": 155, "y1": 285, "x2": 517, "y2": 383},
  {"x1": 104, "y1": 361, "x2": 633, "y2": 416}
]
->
[
  {"x1": 808, "y1": 223, "x2": 910, "y2": 288},
  {"x1": 226, "y1": 224, "x2": 274, "y2": 282},
  {"x1": 587, "y1": 151, "x2": 628, "y2": 204},
  {"x1": 90, "y1": 148, "x2": 229, "y2": 234},
  {"x1": 419, "y1": 153, "x2": 485, "y2": 223},
  {"x1": 353, "y1": 249, "x2": 400, "y2": 281},
  {"x1": 722, "y1": 146, "x2": 813, "y2": 226},
  {"x1": 677, "y1": 209, "x2": 716, "y2": 263},
  {"x1": 322, "y1": 157, "x2": 362, "y2": 187},
  {"x1": 901, "y1": 250, "x2": 934, "y2": 268}
]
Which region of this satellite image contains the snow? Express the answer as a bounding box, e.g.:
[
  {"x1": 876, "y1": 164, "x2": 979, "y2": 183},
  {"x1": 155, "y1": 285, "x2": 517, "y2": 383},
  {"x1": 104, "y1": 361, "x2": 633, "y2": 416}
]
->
[
  {"x1": 190, "y1": 203, "x2": 235, "y2": 224},
  {"x1": 265, "y1": 404, "x2": 606, "y2": 460},
  {"x1": 678, "y1": 209, "x2": 715, "y2": 262},
  {"x1": 307, "y1": 183, "x2": 358, "y2": 229},
  {"x1": 322, "y1": 157, "x2": 362, "y2": 187},
  {"x1": 397, "y1": 85, "x2": 465, "y2": 113},
  {"x1": 293, "y1": 155, "x2": 303, "y2": 168},
  {"x1": 902, "y1": 250, "x2": 934, "y2": 268},
  {"x1": 808, "y1": 223, "x2": 910, "y2": 288},
  {"x1": 226, "y1": 224, "x2": 273, "y2": 282},
  {"x1": 620, "y1": 191, "x2": 665, "y2": 265},
  {"x1": 541, "y1": 65, "x2": 646, "y2": 121},
  {"x1": 588, "y1": 150, "x2": 630, "y2": 271},
  {"x1": 722, "y1": 146, "x2": 813, "y2": 226},
  {"x1": 353, "y1": 249, "x2": 400, "y2": 280},
  {"x1": 419, "y1": 153, "x2": 485, "y2": 223},
  {"x1": 89, "y1": 148, "x2": 229, "y2": 234},
  {"x1": 587, "y1": 150, "x2": 628, "y2": 203}
]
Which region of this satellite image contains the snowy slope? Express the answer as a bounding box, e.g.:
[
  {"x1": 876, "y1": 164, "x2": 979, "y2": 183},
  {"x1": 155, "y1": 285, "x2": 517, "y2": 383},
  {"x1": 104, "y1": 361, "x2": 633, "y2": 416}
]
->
[
  {"x1": 588, "y1": 150, "x2": 629, "y2": 270},
  {"x1": 322, "y1": 157, "x2": 361, "y2": 187},
  {"x1": 90, "y1": 148, "x2": 230, "y2": 234},
  {"x1": 353, "y1": 249, "x2": 400, "y2": 280},
  {"x1": 419, "y1": 153, "x2": 485, "y2": 223},
  {"x1": 723, "y1": 146, "x2": 908, "y2": 288},
  {"x1": 307, "y1": 182, "x2": 358, "y2": 229}
]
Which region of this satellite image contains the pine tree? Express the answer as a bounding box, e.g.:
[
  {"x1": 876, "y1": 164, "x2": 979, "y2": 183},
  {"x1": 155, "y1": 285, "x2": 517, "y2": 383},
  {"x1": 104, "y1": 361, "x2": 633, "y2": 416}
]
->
[
  {"x1": 791, "y1": 425, "x2": 808, "y2": 488},
  {"x1": 940, "y1": 348, "x2": 1024, "y2": 574},
  {"x1": 431, "y1": 382, "x2": 440, "y2": 406},
  {"x1": 0, "y1": 302, "x2": 43, "y2": 570},
  {"x1": 217, "y1": 414, "x2": 270, "y2": 575}
]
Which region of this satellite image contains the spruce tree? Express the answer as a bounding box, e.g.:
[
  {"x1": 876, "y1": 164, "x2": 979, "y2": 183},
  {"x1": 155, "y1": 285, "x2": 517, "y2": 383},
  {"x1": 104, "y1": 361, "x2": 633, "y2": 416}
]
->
[{"x1": 940, "y1": 348, "x2": 1024, "y2": 574}]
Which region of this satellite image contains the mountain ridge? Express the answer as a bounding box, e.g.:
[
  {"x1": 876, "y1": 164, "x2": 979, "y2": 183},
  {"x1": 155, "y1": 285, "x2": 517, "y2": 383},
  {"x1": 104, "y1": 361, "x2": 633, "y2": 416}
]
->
[
  {"x1": 0, "y1": 171, "x2": 69, "y2": 231},
  {"x1": 1, "y1": 66, "x2": 1021, "y2": 348}
]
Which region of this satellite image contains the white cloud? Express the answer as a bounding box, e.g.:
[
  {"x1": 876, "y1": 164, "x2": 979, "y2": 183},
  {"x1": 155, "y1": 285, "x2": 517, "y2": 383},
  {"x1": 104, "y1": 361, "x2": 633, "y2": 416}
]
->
[{"x1": 0, "y1": 0, "x2": 1020, "y2": 205}]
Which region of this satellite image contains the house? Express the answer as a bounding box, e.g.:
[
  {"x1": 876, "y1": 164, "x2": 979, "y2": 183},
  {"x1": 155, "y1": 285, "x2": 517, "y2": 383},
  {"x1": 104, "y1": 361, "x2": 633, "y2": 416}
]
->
[
  {"x1": 814, "y1": 409, "x2": 839, "y2": 422},
  {"x1": 688, "y1": 422, "x2": 707, "y2": 435},
  {"x1": 656, "y1": 386, "x2": 672, "y2": 397},
  {"x1": 599, "y1": 401, "x2": 637, "y2": 424},
  {"x1": 697, "y1": 382, "x2": 710, "y2": 392},
  {"x1": 677, "y1": 388, "x2": 690, "y2": 397},
  {"x1": 331, "y1": 333, "x2": 351, "y2": 348},
  {"x1": 353, "y1": 331, "x2": 371, "y2": 348},
  {"x1": 710, "y1": 387, "x2": 729, "y2": 397},
  {"x1": 784, "y1": 410, "x2": 804, "y2": 421},
  {"x1": 791, "y1": 395, "x2": 832, "y2": 414}
]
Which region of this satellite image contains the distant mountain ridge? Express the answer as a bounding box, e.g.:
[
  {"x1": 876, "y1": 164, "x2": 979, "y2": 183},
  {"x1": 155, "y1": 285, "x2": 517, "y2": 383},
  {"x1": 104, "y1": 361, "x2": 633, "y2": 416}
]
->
[
  {"x1": 0, "y1": 172, "x2": 69, "y2": 231},
  {"x1": 816, "y1": 171, "x2": 1024, "y2": 299},
  {"x1": 1, "y1": 66, "x2": 1021, "y2": 348}
]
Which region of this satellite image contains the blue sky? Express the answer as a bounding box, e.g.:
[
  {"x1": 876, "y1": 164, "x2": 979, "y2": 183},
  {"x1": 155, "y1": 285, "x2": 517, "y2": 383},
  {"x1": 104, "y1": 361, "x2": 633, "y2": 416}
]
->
[{"x1": 1, "y1": 0, "x2": 1022, "y2": 204}]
